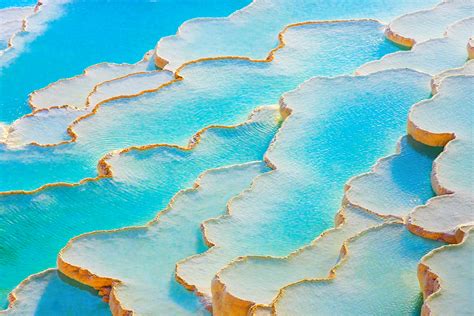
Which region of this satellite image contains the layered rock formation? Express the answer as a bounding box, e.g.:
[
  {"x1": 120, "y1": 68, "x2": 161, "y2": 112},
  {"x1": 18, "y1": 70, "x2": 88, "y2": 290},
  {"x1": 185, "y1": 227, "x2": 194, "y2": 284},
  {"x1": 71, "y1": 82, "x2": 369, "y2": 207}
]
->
[
  {"x1": 175, "y1": 69, "x2": 432, "y2": 308},
  {"x1": 0, "y1": 269, "x2": 109, "y2": 315},
  {"x1": 153, "y1": 0, "x2": 438, "y2": 70},
  {"x1": 418, "y1": 226, "x2": 474, "y2": 315},
  {"x1": 407, "y1": 75, "x2": 474, "y2": 243},
  {"x1": 58, "y1": 162, "x2": 268, "y2": 315},
  {"x1": 1, "y1": 0, "x2": 472, "y2": 314},
  {"x1": 0, "y1": 108, "x2": 279, "y2": 307}
]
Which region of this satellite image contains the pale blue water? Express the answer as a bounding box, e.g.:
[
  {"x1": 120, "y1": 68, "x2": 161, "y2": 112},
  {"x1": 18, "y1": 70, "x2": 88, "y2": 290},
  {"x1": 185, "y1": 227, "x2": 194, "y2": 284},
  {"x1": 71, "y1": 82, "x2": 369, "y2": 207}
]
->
[
  {"x1": 0, "y1": 112, "x2": 278, "y2": 307},
  {"x1": 0, "y1": 20, "x2": 399, "y2": 192},
  {"x1": 0, "y1": 0, "x2": 449, "y2": 314},
  {"x1": 1, "y1": 270, "x2": 110, "y2": 315},
  {"x1": 0, "y1": 19, "x2": 401, "y2": 308},
  {"x1": 1, "y1": 0, "x2": 253, "y2": 307},
  {"x1": 0, "y1": 0, "x2": 251, "y2": 123},
  {"x1": 273, "y1": 225, "x2": 443, "y2": 315}
]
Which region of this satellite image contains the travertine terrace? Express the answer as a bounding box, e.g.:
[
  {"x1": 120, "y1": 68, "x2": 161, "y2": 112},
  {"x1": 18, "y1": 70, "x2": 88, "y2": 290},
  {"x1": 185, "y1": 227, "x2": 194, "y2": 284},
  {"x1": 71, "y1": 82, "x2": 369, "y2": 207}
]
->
[
  {"x1": 407, "y1": 75, "x2": 474, "y2": 243},
  {"x1": 1, "y1": 0, "x2": 473, "y2": 314},
  {"x1": 210, "y1": 135, "x2": 441, "y2": 315},
  {"x1": 175, "y1": 69, "x2": 431, "y2": 306},
  {"x1": 418, "y1": 226, "x2": 474, "y2": 315},
  {"x1": 358, "y1": 17, "x2": 474, "y2": 75},
  {"x1": 58, "y1": 163, "x2": 268, "y2": 315},
  {"x1": 385, "y1": 0, "x2": 474, "y2": 47}
]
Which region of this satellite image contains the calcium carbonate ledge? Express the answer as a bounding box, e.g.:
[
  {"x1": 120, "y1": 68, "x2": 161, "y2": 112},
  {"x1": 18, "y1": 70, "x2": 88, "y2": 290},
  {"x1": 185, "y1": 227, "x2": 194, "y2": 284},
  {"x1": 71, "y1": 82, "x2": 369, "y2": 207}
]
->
[
  {"x1": 27, "y1": 51, "x2": 156, "y2": 111},
  {"x1": 417, "y1": 226, "x2": 474, "y2": 316},
  {"x1": 358, "y1": 17, "x2": 474, "y2": 76},
  {"x1": 0, "y1": 3, "x2": 38, "y2": 55},
  {"x1": 3, "y1": 50, "x2": 174, "y2": 147},
  {"x1": 0, "y1": 269, "x2": 109, "y2": 315},
  {"x1": 174, "y1": 69, "x2": 432, "y2": 312},
  {"x1": 385, "y1": 0, "x2": 474, "y2": 48},
  {"x1": 0, "y1": 6, "x2": 35, "y2": 54},
  {"x1": 406, "y1": 75, "x2": 473, "y2": 243},
  {"x1": 209, "y1": 135, "x2": 440, "y2": 315},
  {"x1": 0, "y1": 106, "x2": 276, "y2": 198},
  {"x1": 468, "y1": 38, "x2": 474, "y2": 58},
  {"x1": 0, "y1": 106, "x2": 278, "y2": 311},
  {"x1": 0, "y1": 0, "x2": 71, "y2": 64},
  {"x1": 431, "y1": 59, "x2": 473, "y2": 94},
  {"x1": 407, "y1": 76, "x2": 472, "y2": 147},
  {"x1": 410, "y1": 76, "x2": 473, "y2": 192},
  {"x1": 5, "y1": 70, "x2": 173, "y2": 147},
  {"x1": 0, "y1": 20, "x2": 396, "y2": 190},
  {"x1": 210, "y1": 205, "x2": 385, "y2": 315},
  {"x1": 152, "y1": 0, "x2": 438, "y2": 71},
  {"x1": 56, "y1": 162, "x2": 267, "y2": 315},
  {"x1": 407, "y1": 195, "x2": 473, "y2": 244},
  {"x1": 270, "y1": 223, "x2": 443, "y2": 315},
  {"x1": 343, "y1": 135, "x2": 442, "y2": 219}
]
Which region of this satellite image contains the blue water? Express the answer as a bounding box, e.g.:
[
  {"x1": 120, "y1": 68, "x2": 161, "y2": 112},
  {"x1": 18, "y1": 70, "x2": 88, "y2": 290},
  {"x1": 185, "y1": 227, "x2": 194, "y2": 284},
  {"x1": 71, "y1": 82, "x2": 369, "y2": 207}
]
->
[
  {"x1": 0, "y1": 19, "x2": 400, "y2": 309},
  {"x1": 0, "y1": 0, "x2": 251, "y2": 123},
  {"x1": 0, "y1": 111, "x2": 278, "y2": 308},
  {"x1": 0, "y1": 0, "x2": 36, "y2": 9},
  {"x1": 1, "y1": 270, "x2": 110, "y2": 315},
  {"x1": 0, "y1": 21, "x2": 399, "y2": 193},
  {"x1": 0, "y1": 0, "x2": 450, "y2": 314}
]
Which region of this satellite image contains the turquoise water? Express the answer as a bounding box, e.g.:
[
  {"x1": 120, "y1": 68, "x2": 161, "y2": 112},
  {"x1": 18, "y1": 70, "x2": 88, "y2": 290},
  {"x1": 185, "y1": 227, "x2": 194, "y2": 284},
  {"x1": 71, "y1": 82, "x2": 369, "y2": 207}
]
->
[
  {"x1": 274, "y1": 224, "x2": 443, "y2": 315},
  {"x1": 59, "y1": 162, "x2": 270, "y2": 315},
  {"x1": 0, "y1": 19, "x2": 399, "y2": 308},
  {"x1": 1, "y1": 270, "x2": 110, "y2": 315},
  {"x1": 0, "y1": 109, "x2": 278, "y2": 307},
  {"x1": 174, "y1": 70, "x2": 433, "y2": 299},
  {"x1": 0, "y1": 1, "x2": 36, "y2": 9},
  {"x1": 0, "y1": 0, "x2": 251, "y2": 123},
  {"x1": 1, "y1": 20, "x2": 399, "y2": 192},
  {"x1": 0, "y1": 0, "x2": 460, "y2": 314},
  {"x1": 211, "y1": 136, "x2": 442, "y2": 309}
]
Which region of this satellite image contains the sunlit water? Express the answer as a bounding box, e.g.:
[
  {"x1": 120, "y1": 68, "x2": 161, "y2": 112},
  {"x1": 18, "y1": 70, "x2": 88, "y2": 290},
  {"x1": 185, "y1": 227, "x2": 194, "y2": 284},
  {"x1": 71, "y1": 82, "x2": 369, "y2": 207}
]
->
[
  {"x1": 0, "y1": 108, "x2": 278, "y2": 307},
  {"x1": 0, "y1": 20, "x2": 399, "y2": 192},
  {"x1": 0, "y1": 18, "x2": 401, "y2": 308},
  {"x1": 0, "y1": 0, "x2": 465, "y2": 314},
  {"x1": 0, "y1": 0, "x2": 251, "y2": 123},
  {"x1": 0, "y1": 1, "x2": 36, "y2": 9}
]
